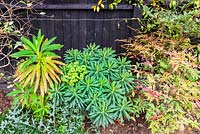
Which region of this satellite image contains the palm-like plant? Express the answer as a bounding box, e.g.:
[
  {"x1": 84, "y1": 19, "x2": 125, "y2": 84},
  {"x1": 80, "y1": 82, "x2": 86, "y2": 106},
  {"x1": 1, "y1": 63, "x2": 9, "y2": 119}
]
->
[{"x1": 10, "y1": 30, "x2": 65, "y2": 101}]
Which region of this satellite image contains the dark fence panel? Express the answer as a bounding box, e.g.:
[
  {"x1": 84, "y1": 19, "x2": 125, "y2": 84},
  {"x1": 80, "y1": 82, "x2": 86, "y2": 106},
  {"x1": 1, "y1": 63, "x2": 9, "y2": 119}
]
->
[{"x1": 30, "y1": 1, "x2": 141, "y2": 56}]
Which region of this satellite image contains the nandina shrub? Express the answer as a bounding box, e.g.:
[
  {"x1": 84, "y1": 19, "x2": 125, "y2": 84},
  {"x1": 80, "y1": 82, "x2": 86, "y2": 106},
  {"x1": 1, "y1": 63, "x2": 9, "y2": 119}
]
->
[{"x1": 121, "y1": 32, "x2": 200, "y2": 133}]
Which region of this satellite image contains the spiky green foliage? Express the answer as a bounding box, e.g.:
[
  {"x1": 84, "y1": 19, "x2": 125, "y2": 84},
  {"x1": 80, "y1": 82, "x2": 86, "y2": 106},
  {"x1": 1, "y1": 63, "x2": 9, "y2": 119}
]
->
[
  {"x1": 7, "y1": 83, "x2": 50, "y2": 119},
  {"x1": 112, "y1": 97, "x2": 134, "y2": 122},
  {"x1": 89, "y1": 102, "x2": 115, "y2": 127},
  {"x1": 63, "y1": 43, "x2": 135, "y2": 127},
  {"x1": 65, "y1": 85, "x2": 85, "y2": 109},
  {"x1": 10, "y1": 30, "x2": 65, "y2": 101}
]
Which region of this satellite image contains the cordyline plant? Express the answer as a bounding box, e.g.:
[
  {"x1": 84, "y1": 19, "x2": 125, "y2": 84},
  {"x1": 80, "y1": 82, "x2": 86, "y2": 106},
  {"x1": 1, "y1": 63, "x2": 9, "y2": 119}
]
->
[{"x1": 10, "y1": 30, "x2": 65, "y2": 102}]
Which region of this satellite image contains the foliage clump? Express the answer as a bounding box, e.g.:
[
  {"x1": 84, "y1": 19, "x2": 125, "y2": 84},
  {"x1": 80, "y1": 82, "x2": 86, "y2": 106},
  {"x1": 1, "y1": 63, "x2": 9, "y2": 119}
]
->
[
  {"x1": 1, "y1": 40, "x2": 136, "y2": 132},
  {"x1": 0, "y1": 31, "x2": 85, "y2": 133},
  {"x1": 10, "y1": 30, "x2": 65, "y2": 101},
  {"x1": 122, "y1": 32, "x2": 200, "y2": 133},
  {"x1": 0, "y1": 98, "x2": 84, "y2": 134},
  {"x1": 63, "y1": 44, "x2": 135, "y2": 127},
  {"x1": 61, "y1": 62, "x2": 87, "y2": 86}
]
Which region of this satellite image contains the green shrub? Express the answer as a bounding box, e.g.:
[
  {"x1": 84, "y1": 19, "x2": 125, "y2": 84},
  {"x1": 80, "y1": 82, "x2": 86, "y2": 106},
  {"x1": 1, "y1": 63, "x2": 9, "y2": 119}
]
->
[
  {"x1": 63, "y1": 43, "x2": 135, "y2": 127},
  {"x1": 142, "y1": 6, "x2": 200, "y2": 39}
]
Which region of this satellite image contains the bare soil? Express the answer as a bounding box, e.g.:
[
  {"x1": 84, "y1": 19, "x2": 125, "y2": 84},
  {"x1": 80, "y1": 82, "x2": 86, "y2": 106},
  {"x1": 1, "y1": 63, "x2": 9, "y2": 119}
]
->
[
  {"x1": 0, "y1": 88, "x2": 12, "y2": 112},
  {"x1": 100, "y1": 116, "x2": 151, "y2": 134}
]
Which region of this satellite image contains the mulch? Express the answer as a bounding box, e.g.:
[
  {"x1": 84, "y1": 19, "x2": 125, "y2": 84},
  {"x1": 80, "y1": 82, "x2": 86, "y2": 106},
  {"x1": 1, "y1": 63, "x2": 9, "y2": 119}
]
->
[
  {"x1": 100, "y1": 116, "x2": 151, "y2": 134},
  {"x1": 0, "y1": 84, "x2": 13, "y2": 113}
]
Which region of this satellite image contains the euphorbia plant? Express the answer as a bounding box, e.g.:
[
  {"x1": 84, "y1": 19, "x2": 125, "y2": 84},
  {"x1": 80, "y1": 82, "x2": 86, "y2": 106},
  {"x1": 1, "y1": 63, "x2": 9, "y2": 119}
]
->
[
  {"x1": 63, "y1": 44, "x2": 135, "y2": 127},
  {"x1": 10, "y1": 30, "x2": 65, "y2": 101}
]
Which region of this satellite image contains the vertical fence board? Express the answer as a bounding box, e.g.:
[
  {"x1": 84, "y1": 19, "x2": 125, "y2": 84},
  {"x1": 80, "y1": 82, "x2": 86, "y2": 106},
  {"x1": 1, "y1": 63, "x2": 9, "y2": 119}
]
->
[
  {"x1": 94, "y1": 12, "x2": 103, "y2": 46},
  {"x1": 63, "y1": 10, "x2": 71, "y2": 52}
]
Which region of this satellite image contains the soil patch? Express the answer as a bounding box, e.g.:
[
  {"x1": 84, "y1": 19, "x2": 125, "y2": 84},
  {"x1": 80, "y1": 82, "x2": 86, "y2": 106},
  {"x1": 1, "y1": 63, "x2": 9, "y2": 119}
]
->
[
  {"x1": 0, "y1": 84, "x2": 13, "y2": 112},
  {"x1": 100, "y1": 116, "x2": 151, "y2": 134}
]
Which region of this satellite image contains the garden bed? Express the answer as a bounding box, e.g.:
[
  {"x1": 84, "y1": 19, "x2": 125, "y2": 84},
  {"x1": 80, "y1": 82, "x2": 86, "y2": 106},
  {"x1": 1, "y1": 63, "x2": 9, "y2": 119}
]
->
[{"x1": 0, "y1": 83, "x2": 199, "y2": 134}]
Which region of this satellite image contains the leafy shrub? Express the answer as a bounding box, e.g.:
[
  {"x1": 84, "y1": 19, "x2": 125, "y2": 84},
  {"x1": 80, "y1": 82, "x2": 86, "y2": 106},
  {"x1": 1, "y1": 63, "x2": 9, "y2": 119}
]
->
[
  {"x1": 93, "y1": 0, "x2": 200, "y2": 12},
  {"x1": 142, "y1": 6, "x2": 200, "y2": 38},
  {"x1": 10, "y1": 30, "x2": 65, "y2": 101},
  {"x1": 63, "y1": 44, "x2": 135, "y2": 127},
  {"x1": 122, "y1": 32, "x2": 200, "y2": 133},
  {"x1": 115, "y1": 2, "x2": 200, "y2": 133}
]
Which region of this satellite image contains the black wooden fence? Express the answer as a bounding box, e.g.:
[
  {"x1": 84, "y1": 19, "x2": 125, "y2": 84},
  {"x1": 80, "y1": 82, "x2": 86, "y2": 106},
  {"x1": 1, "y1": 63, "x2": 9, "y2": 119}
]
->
[{"x1": 31, "y1": 0, "x2": 142, "y2": 56}]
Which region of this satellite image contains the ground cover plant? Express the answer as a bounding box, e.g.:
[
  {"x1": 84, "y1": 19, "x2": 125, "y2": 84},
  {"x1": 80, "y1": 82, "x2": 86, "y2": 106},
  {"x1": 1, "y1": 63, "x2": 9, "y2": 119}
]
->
[{"x1": 0, "y1": 98, "x2": 84, "y2": 133}]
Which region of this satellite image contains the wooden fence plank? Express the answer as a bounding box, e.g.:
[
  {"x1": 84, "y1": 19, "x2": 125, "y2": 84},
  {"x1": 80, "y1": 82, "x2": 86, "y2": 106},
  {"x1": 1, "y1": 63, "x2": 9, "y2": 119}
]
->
[{"x1": 63, "y1": 10, "x2": 72, "y2": 52}]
